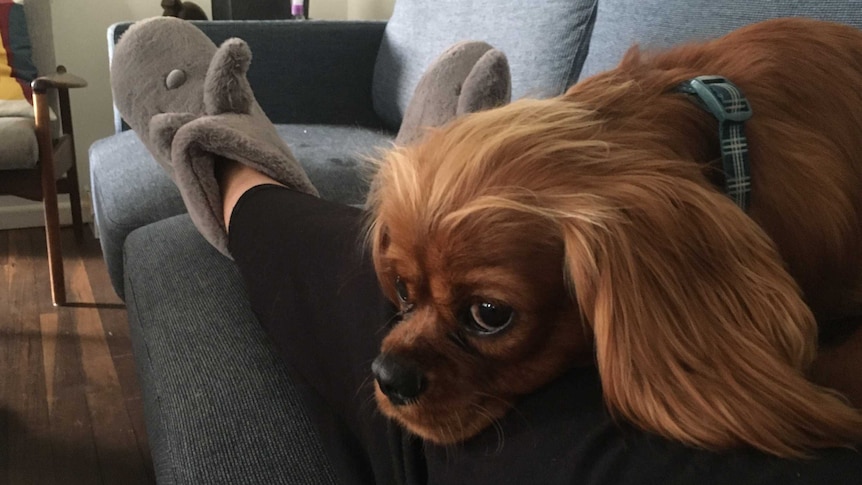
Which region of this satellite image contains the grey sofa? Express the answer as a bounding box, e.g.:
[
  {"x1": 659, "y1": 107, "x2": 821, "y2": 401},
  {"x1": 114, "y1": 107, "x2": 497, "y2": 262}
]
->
[{"x1": 89, "y1": 0, "x2": 862, "y2": 483}]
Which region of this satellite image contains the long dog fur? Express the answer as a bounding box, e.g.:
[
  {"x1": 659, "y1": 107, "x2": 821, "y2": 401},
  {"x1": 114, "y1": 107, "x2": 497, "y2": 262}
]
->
[{"x1": 367, "y1": 18, "x2": 862, "y2": 458}]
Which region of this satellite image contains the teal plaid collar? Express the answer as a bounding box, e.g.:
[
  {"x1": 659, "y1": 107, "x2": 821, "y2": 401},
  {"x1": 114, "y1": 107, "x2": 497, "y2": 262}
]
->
[{"x1": 676, "y1": 76, "x2": 753, "y2": 211}]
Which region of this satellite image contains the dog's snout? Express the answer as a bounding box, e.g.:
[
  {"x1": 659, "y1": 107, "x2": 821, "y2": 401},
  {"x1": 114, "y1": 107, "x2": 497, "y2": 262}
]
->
[{"x1": 372, "y1": 353, "x2": 426, "y2": 405}]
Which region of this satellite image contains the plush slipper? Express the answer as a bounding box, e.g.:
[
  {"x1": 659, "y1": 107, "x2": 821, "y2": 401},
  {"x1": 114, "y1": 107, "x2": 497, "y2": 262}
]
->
[
  {"x1": 395, "y1": 41, "x2": 511, "y2": 146},
  {"x1": 111, "y1": 17, "x2": 317, "y2": 257}
]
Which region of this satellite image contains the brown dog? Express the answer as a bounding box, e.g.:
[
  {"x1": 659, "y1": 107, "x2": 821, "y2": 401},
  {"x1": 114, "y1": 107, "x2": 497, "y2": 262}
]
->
[{"x1": 366, "y1": 17, "x2": 862, "y2": 458}]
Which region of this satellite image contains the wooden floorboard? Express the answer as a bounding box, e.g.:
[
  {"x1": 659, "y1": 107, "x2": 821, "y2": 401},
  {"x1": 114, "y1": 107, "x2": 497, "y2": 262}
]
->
[
  {"x1": 0, "y1": 226, "x2": 154, "y2": 484},
  {"x1": 1, "y1": 230, "x2": 11, "y2": 478},
  {"x1": 5, "y1": 228, "x2": 58, "y2": 485}
]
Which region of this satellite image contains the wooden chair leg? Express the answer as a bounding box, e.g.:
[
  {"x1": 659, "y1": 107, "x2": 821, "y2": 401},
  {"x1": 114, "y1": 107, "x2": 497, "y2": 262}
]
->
[
  {"x1": 42, "y1": 190, "x2": 66, "y2": 306},
  {"x1": 35, "y1": 90, "x2": 66, "y2": 306}
]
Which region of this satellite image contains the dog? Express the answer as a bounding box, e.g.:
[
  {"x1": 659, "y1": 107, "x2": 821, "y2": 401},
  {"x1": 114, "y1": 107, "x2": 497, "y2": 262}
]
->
[{"x1": 366, "y1": 17, "x2": 862, "y2": 458}]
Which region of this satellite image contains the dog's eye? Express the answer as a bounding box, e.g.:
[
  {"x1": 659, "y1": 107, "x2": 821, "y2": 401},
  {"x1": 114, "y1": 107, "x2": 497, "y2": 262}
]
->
[
  {"x1": 465, "y1": 302, "x2": 514, "y2": 334},
  {"x1": 394, "y1": 276, "x2": 409, "y2": 303}
]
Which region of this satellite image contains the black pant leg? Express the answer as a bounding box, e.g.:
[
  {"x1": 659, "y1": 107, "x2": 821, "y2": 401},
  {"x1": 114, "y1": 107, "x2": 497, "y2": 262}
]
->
[{"x1": 227, "y1": 185, "x2": 422, "y2": 485}]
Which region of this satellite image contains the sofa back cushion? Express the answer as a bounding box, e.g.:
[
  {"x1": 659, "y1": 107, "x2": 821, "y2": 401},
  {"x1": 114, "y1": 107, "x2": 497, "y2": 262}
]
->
[
  {"x1": 372, "y1": 0, "x2": 598, "y2": 130},
  {"x1": 580, "y1": 0, "x2": 862, "y2": 79}
]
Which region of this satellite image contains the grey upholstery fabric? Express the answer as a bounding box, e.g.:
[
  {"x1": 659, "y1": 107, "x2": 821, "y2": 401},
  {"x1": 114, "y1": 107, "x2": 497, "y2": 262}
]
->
[
  {"x1": 124, "y1": 214, "x2": 337, "y2": 485},
  {"x1": 278, "y1": 124, "x2": 394, "y2": 207},
  {"x1": 372, "y1": 0, "x2": 598, "y2": 129},
  {"x1": 0, "y1": 118, "x2": 37, "y2": 169},
  {"x1": 90, "y1": 131, "x2": 186, "y2": 298},
  {"x1": 580, "y1": 0, "x2": 862, "y2": 79},
  {"x1": 91, "y1": 125, "x2": 392, "y2": 297}
]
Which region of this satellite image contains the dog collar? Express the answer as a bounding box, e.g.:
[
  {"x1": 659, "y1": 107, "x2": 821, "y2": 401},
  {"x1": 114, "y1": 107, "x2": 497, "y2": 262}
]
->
[{"x1": 676, "y1": 76, "x2": 753, "y2": 211}]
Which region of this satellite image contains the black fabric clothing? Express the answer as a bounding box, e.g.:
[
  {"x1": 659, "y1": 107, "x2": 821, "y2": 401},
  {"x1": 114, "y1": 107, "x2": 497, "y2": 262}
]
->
[{"x1": 228, "y1": 184, "x2": 862, "y2": 485}]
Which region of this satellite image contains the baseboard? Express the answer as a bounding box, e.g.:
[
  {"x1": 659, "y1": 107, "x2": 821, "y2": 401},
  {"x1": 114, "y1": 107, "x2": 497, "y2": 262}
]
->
[{"x1": 0, "y1": 196, "x2": 94, "y2": 231}]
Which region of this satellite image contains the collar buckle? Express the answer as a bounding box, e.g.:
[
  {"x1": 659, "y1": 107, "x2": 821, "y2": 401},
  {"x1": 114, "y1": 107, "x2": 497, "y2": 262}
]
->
[
  {"x1": 682, "y1": 75, "x2": 753, "y2": 123},
  {"x1": 676, "y1": 75, "x2": 753, "y2": 212}
]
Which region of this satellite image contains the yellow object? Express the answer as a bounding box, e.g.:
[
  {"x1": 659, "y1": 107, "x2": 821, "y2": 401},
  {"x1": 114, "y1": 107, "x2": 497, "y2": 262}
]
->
[{"x1": 0, "y1": 39, "x2": 27, "y2": 100}]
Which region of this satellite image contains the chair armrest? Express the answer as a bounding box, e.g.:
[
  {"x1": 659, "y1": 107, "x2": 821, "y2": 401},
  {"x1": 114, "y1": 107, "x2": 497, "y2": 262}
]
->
[
  {"x1": 31, "y1": 66, "x2": 87, "y2": 93},
  {"x1": 32, "y1": 66, "x2": 86, "y2": 144},
  {"x1": 109, "y1": 20, "x2": 389, "y2": 132}
]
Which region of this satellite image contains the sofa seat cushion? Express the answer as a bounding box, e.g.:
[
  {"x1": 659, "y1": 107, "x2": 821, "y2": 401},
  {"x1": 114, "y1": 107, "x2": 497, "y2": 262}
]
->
[
  {"x1": 277, "y1": 124, "x2": 394, "y2": 206},
  {"x1": 0, "y1": 117, "x2": 37, "y2": 169},
  {"x1": 123, "y1": 214, "x2": 338, "y2": 484},
  {"x1": 90, "y1": 125, "x2": 394, "y2": 298},
  {"x1": 580, "y1": 0, "x2": 862, "y2": 79}
]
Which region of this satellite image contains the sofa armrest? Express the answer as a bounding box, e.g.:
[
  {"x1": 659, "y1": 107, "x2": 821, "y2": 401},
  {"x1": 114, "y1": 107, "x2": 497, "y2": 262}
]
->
[{"x1": 108, "y1": 20, "x2": 388, "y2": 133}]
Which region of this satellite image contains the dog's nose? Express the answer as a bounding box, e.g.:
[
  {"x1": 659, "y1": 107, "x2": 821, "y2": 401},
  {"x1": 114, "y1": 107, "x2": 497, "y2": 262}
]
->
[{"x1": 371, "y1": 353, "x2": 426, "y2": 406}]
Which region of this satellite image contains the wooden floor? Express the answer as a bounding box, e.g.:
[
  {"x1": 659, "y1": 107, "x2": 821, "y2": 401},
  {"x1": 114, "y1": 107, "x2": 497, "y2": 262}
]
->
[{"x1": 0, "y1": 226, "x2": 154, "y2": 484}]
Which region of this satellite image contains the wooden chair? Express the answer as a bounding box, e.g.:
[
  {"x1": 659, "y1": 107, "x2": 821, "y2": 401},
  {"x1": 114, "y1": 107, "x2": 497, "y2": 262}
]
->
[{"x1": 0, "y1": 0, "x2": 86, "y2": 305}]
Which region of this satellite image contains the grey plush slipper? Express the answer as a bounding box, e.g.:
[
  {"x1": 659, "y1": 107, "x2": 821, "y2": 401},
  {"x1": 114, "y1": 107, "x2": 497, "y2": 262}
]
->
[
  {"x1": 111, "y1": 17, "x2": 317, "y2": 257},
  {"x1": 395, "y1": 41, "x2": 511, "y2": 146}
]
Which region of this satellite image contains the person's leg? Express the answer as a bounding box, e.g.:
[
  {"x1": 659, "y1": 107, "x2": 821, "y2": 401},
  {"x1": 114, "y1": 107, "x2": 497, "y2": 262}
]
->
[
  {"x1": 215, "y1": 159, "x2": 283, "y2": 230},
  {"x1": 112, "y1": 21, "x2": 420, "y2": 479},
  {"x1": 218, "y1": 163, "x2": 423, "y2": 485}
]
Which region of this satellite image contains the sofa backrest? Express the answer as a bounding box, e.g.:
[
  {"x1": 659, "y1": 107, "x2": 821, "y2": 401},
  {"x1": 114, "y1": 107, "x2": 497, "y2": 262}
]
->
[
  {"x1": 372, "y1": 0, "x2": 599, "y2": 131},
  {"x1": 580, "y1": 0, "x2": 862, "y2": 79}
]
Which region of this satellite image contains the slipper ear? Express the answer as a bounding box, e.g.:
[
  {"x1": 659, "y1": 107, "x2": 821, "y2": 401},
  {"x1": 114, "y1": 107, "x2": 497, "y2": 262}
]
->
[
  {"x1": 205, "y1": 38, "x2": 254, "y2": 115},
  {"x1": 395, "y1": 41, "x2": 511, "y2": 146},
  {"x1": 559, "y1": 170, "x2": 862, "y2": 458},
  {"x1": 456, "y1": 48, "x2": 511, "y2": 116}
]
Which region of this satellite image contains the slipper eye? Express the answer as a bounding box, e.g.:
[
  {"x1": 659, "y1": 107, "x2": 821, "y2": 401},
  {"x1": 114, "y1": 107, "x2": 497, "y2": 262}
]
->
[
  {"x1": 466, "y1": 302, "x2": 514, "y2": 334},
  {"x1": 165, "y1": 69, "x2": 187, "y2": 89},
  {"x1": 394, "y1": 276, "x2": 410, "y2": 304}
]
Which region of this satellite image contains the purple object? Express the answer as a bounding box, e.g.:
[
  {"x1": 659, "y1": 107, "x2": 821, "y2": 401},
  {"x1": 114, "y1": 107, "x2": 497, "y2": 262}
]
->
[{"x1": 291, "y1": 0, "x2": 304, "y2": 17}]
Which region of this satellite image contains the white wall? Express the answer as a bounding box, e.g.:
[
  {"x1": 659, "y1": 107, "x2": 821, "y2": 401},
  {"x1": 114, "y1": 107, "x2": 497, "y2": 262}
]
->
[
  {"x1": 315, "y1": 0, "x2": 348, "y2": 19},
  {"x1": 310, "y1": 0, "x2": 394, "y2": 20},
  {"x1": 2, "y1": 0, "x2": 393, "y2": 229},
  {"x1": 348, "y1": 0, "x2": 395, "y2": 20}
]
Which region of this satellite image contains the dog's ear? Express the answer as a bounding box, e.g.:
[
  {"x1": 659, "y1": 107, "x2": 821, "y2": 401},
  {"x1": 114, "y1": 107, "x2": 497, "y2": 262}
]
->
[{"x1": 559, "y1": 173, "x2": 862, "y2": 457}]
